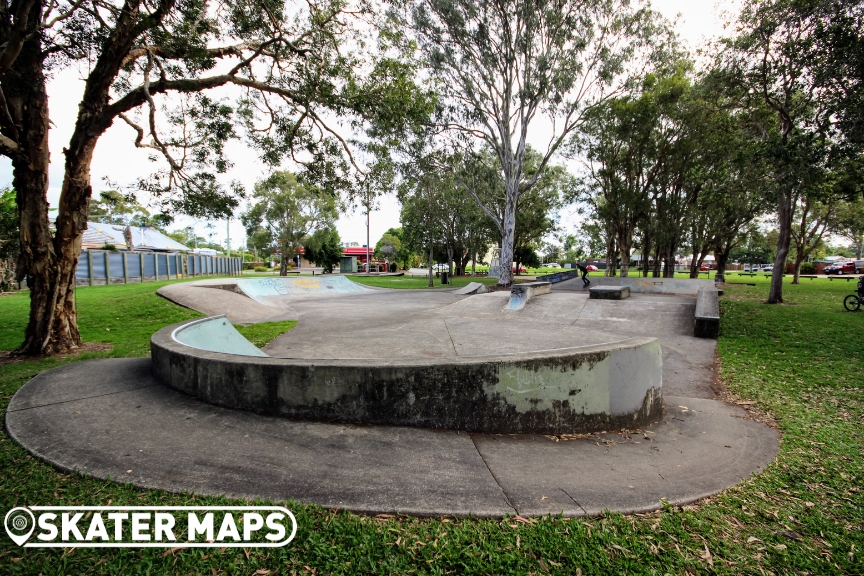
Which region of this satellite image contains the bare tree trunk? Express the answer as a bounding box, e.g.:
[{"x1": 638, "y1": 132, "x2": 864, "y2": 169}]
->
[
  {"x1": 428, "y1": 239, "x2": 434, "y2": 287},
  {"x1": 498, "y1": 195, "x2": 516, "y2": 286},
  {"x1": 280, "y1": 239, "x2": 289, "y2": 275},
  {"x1": 768, "y1": 191, "x2": 793, "y2": 304},
  {"x1": 604, "y1": 235, "x2": 616, "y2": 277}
]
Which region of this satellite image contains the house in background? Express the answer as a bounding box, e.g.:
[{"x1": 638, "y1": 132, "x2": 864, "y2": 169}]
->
[
  {"x1": 124, "y1": 226, "x2": 189, "y2": 251},
  {"x1": 81, "y1": 222, "x2": 129, "y2": 250},
  {"x1": 80, "y1": 222, "x2": 189, "y2": 252}
]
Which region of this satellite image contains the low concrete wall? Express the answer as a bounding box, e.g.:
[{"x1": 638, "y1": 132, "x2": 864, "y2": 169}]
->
[
  {"x1": 555, "y1": 277, "x2": 717, "y2": 296},
  {"x1": 694, "y1": 287, "x2": 720, "y2": 339},
  {"x1": 507, "y1": 282, "x2": 551, "y2": 310},
  {"x1": 453, "y1": 282, "x2": 489, "y2": 295},
  {"x1": 151, "y1": 320, "x2": 664, "y2": 435},
  {"x1": 589, "y1": 286, "x2": 630, "y2": 300}
]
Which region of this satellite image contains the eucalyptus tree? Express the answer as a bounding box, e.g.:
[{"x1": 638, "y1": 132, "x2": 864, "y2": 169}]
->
[
  {"x1": 1, "y1": 0, "x2": 430, "y2": 354},
  {"x1": 462, "y1": 147, "x2": 566, "y2": 265},
  {"x1": 241, "y1": 171, "x2": 338, "y2": 275},
  {"x1": 407, "y1": 0, "x2": 667, "y2": 285}
]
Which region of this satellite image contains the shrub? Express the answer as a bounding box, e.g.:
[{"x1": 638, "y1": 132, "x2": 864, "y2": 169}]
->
[
  {"x1": 801, "y1": 262, "x2": 816, "y2": 274},
  {"x1": 254, "y1": 266, "x2": 268, "y2": 272}
]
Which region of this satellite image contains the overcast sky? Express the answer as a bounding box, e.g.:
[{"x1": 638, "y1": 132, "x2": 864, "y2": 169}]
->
[{"x1": 0, "y1": 0, "x2": 737, "y2": 251}]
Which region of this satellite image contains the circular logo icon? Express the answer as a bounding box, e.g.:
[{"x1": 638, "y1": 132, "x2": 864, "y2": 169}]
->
[{"x1": 4, "y1": 507, "x2": 35, "y2": 546}]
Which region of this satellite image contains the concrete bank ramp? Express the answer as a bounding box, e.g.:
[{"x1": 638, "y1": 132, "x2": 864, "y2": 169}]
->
[
  {"x1": 236, "y1": 276, "x2": 372, "y2": 306},
  {"x1": 453, "y1": 282, "x2": 489, "y2": 295},
  {"x1": 171, "y1": 315, "x2": 268, "y2": 357}
]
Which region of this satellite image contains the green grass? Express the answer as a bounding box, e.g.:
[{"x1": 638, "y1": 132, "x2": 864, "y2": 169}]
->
[
  {"x1": 348, "y1": 275, "x2": 500, "y2": 289},
  {"x1": 235, "y1": 321, "x2": 298, "y2": 347},
  {"x1": 1, "y1": 277, "x2": 863, "y2": 574}
]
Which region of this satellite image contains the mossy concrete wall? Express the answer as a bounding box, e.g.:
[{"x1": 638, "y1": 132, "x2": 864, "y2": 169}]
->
[{"x1": 151, "y1": 319, "x2": 663, "y2": 434}]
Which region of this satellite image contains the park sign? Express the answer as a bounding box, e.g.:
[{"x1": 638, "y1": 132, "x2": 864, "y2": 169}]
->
[{"x1": 4, "y1": 506, "x2": 296, "y2": 548}]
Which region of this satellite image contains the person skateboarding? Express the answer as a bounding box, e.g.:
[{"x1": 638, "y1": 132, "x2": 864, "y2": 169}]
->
[{"x1": 576, "y1": 262, "x2": 590, "y2": 286}]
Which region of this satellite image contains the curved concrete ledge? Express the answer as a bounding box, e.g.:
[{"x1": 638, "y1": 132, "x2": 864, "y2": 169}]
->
[
  {"x1": 151, "y1": 319, "x2": 664, "y2": 435},
  {"x1": 5, "y1": 359, "x2": 779, "y2": 518}
]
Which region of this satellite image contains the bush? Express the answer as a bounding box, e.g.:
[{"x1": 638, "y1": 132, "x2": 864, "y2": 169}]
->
[
  {"x1": 801, "y1": 262, "x2": 816, "y2": 274},
  {"x1": 254, "y1": 266, "x2": 268, "y2": 272}
]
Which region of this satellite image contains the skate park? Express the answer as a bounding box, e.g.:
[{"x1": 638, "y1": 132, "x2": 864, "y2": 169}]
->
[{"x1": 5, "y1": 274, "x2": 778, "y2": 517}]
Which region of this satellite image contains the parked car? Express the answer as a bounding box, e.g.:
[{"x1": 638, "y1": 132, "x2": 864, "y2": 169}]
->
[
  {"x1": 586, "y1": 265, "x2": 599, "y2": 271},
  {"x1": 546, "y1": 262, "x2": 561, "y2": 268},
  {"x1": 432, "y1": 264, "x2": 449, "y2": 272},
  {"x1": 512, "y1": 265, "x2": 527, "y2": 273},
  {"x1": 743, "y1": 264, "x2": 752, "y2": 272},
  {"x1": 824, "y1": 261, "x2": 856, "y2": 275},
  {"x1": 699, "y1": 264, "x2": 710, "y2": 271},
  {"x1": 760, "y1": 265, "x2": 774, "y2": 272}
]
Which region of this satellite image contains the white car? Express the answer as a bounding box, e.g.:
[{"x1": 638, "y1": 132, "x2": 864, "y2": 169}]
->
[
  {"x1": 760, "y1": 265, "x2": 773, "y2": 272},
  {"x1": 546, "y1": 263, "x2": 561, "y2": 268},
  {"x1": 431, "y1": 264, "x2": 449, "y2": 272}
]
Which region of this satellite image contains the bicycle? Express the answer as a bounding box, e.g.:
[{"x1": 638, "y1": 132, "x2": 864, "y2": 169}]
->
[{"x1": 843, "y1": 276, "x2": 864, "y2": 311}]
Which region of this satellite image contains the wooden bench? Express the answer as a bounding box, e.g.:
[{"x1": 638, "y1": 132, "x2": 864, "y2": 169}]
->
[
  {"x1": 799, "y1": 275, "x2": 819, "y2": 280},
  {"x1": 737, "y1": 273, "x2": 758, "y2": 277},
  {"x1": 828, "y1": 276, "x2": 858, "y2": 281},
  {"x1": 694, "y1": 286, "x2": 720, "y2": 339}
]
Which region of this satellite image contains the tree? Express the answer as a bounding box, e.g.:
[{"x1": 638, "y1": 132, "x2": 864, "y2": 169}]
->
[
  {"x1": 719, "y1": 0, "x2": 860, "y2": 302},
  {"x1": 241, "y1": 172, "x2": 338, "y2": 276},
  {"x1": 789, "y1": 195, "x2": 837, "y2": 282},
  {"x1": 88, "y1": 190, "x2": 148, "y2": 224},
  {"x1": 374, "y1": 233, "x2": 402, "y2": 268},
  {"x1": 2, "y1": 0, "x2": 430, "y2": 354},
  {"x1": 834, "y1": 198, "x2": 864, "y2": 258},
  {"x1": 408, "y1": 0, "x2": 665, "y2": 286},
  {"x1": 303, "y1": 227, "x2": 342, "y2": 273},
  {"x1": 0, "y1": 187, "x2": 17, "y2": 291}
]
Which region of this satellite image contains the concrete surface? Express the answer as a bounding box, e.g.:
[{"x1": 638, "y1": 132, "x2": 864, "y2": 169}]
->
[
  {"x1": 173, "y1": 315, "x2": 268, "y2": 357},
  {"x1": 589, "y1": 286, "x2": 631, "y2": 300},
  {"x1": 452, "y1": 282, "x2": 489, "y2": 295},
  {"x1": 695, "y1": 287, "x2": 721, "y2": 339},
  {"x1": 555, "y1": 276, "x2": 717, "y2": 295},
  {"x1": 506, "y1": 281, "x2": 551, "y2": 310},
  {"x1": 6, "y1": 359, "x2": 779, "y2": 517},
  {"x1": 158, "y1": 280, "x2": 719, "y2": 400},
  {"x1": 153, "y1": 320, "x2": 664, "y2": 434}
]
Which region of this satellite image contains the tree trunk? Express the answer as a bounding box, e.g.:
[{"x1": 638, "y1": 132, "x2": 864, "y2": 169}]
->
[
  {"x1": 8, "y1": 11, "x2": 84, "y2": 355},
  {"x1": 428, "y1": 238, "x2": 434, "y2": 287},
  {"x1": 768, "y1": 191, "x2": 793, "y2": 304},
  {"x1": 497, "y1": 195, "x2": 516, "y2": 286},
  {"x1": 604, "y1": 235, "x2": 616, "y2": 277},
  {"x1": 618, "y1": 231, "x2": 632, "y2": 278},
  {"x1": 715, "y1": 247, "x2": 731, "y2": 283},
  {"x1": 280, "y1": 239, "x2": 289, "y2": 275}
]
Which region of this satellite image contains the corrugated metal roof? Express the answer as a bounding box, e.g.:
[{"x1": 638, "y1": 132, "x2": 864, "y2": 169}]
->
[
  {"x1": 82, "y1": 222, "x2": 128, "y2": 249},
  {"x1": 127, "y1": 226, "x2": 189, "y2": 251}
]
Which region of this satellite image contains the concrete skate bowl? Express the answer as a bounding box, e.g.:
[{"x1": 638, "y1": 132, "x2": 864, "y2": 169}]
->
[
  {"x1": 235, "y1": 275, "x2": 373, "y2": 305},
  {"x1": 151, "y1": 314, "x2": 664, "y2": 435}
]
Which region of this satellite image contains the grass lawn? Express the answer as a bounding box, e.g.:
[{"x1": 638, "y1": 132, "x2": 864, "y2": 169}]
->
[{"x1": 1, "y1": 276, "x2": 862, "y2": 574}]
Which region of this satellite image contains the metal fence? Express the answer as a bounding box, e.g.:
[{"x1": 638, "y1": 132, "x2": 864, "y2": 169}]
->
[{"x1": 76, "y1": 250, "x2": 242, "y2": 286}]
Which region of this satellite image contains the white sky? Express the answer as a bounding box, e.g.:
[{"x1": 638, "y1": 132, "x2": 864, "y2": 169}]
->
[{"x1": 0, "y1": 0, "x2": 736, "y2": 251}]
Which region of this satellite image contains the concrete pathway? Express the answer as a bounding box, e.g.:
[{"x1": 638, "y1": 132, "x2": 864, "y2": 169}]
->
[{"x1": 6, "y1": 359, "x2": 778, "y2": 517}]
